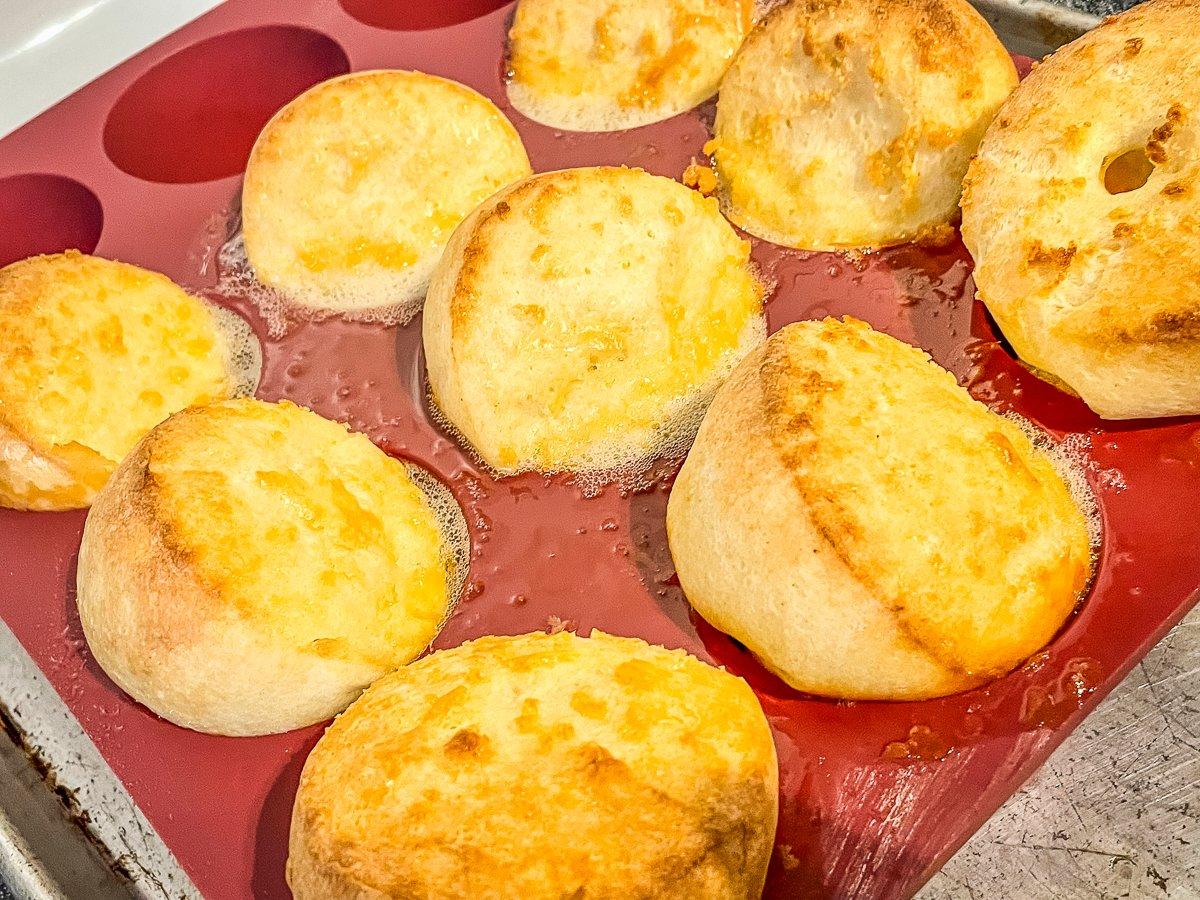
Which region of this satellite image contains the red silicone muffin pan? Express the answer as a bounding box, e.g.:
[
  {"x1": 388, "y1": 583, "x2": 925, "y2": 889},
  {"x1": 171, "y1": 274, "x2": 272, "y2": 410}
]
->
[{"x1": 0, "y1": 2, "x2": 1196, "y2": 898}]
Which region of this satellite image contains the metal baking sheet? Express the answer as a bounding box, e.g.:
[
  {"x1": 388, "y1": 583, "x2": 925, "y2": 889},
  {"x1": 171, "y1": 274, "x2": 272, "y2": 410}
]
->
[
  {"x1": 922, "y1": 607, "x2": 1200, "y2": 898},
  {"x1": 0, "y1": 626, "x2": 194, "y2": 899}
]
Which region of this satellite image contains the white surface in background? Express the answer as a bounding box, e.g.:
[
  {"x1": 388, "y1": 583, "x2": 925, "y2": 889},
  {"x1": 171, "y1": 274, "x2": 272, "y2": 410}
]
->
[{"x1": 0, "y1": 0, "x2": 223, "y2": 140}]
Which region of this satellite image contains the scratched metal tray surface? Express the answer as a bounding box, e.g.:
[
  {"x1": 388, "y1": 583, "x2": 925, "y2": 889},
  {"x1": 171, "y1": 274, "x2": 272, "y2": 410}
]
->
[{"x1": 2, "y1": 1, "x2": 1197, "y2": 899}]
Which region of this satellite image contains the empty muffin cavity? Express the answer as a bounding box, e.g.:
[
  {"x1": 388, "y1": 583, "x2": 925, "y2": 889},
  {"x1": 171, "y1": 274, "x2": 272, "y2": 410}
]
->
[
  {"x1": 0, "y1": 175, "x2": 103, "y2": 268},
  {"x1": 103, "y1": 27, "x2": 350, "y2": 183},
  {"x1": 339, "y1": 0, "x2": 509, "y2": 30}
]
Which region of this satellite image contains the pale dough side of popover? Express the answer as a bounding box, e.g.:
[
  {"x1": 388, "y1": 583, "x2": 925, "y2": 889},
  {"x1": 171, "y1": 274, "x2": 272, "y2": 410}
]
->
[
  {"x1": 77, "y1": 441, "x2": 380, "y2": 735},
  {"x1": 423, "y1": 166, "x2": 765, "y2": 477},
  {"x1": 287, "y1": 631, "x2": 778, "y2": 899},
  {"x1": 0, "y1": 252, "x2": 253, "y2": 510},
  {"x1": 667, "y1": 339, "x2": 963, "y2": 700},
  {"x1": 962, "y1": 0, "x2": 1200, "y2": 419},
  {"x1": 711, "y1": 0, "x2": 1017, "y2": 249},
  {"x1": 242, "y1": 70, "x2": 531, "y2": 316},
  {"x1": 506, "y1": 0, "x2": 753, "y2": 131},
  {"x1": 668, "y1": 318, "x2": 1093, "y2": 700},
  {"x1": 77, "y1": 398, "x2": 458, "y2": 736}
]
